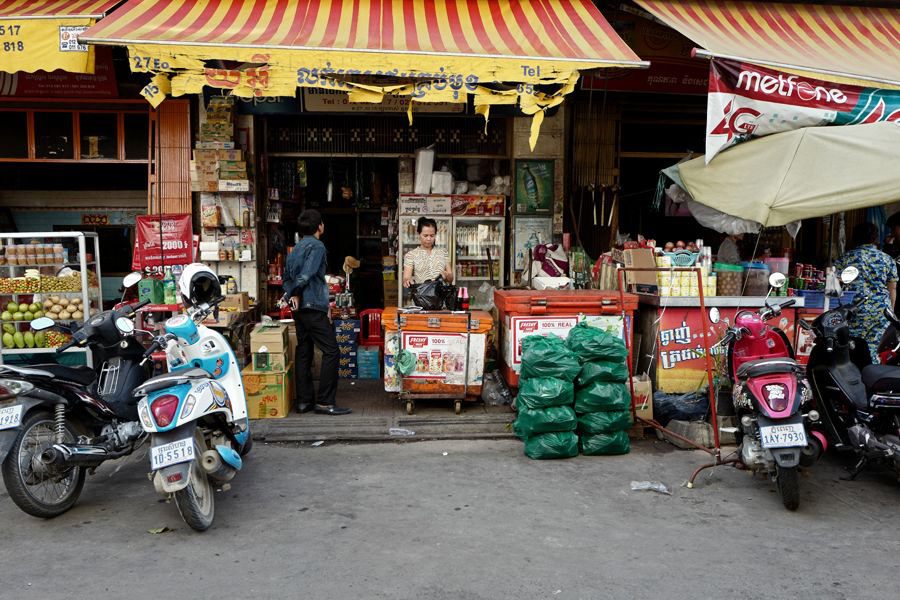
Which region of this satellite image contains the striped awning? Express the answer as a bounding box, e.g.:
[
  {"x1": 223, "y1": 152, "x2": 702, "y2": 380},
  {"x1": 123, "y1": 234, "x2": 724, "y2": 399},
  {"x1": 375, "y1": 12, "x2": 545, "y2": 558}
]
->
[
  {"x1": 635, "y1": 1, "x2": 900, "y2": 88},
  {"x1": 0, "y1": 0, "x2": 121, "y2": 74},
  {"x1": 81, "y1": 0, "x2": 647, "y2": 83}
]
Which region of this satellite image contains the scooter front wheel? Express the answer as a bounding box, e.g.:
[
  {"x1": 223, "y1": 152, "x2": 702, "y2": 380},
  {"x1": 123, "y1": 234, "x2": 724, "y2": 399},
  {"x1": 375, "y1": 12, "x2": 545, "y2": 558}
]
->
[
  {"x1": 776, "y1": 465, "x2": 800, "y2": 511},
  {"x1": 173, "y1": 433, "x2": 215, "y2": 531}
]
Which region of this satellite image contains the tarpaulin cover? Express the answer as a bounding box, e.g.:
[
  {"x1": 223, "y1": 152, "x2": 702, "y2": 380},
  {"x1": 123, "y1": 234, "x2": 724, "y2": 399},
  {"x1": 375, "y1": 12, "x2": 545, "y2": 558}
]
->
[
  {"x1": 566, "y1": 321, "x2": 627, "y2": 363},
  {"x1": 577, "y1": 411, "x2": 633, "y2": 435},
  {"x1": 516, "y1": 377, "x2": 574, "y2": 410},
  {"x1": 514, "y1": 406, "x2": 577, "y2": 438},
  {"x1": 520, "y1": 335, "x2": 581, "y2": 382},
  {"x1": 524, "y1": 431, "x2": 579, "y2": 460},
  {"x1": 580, "y1": 431, "x2": 631, "y2": 456},
  {"x1": 574, "y1": 382, "x2": 631, "y2": 414},
  {"x1": 576, "y1": 361, "x2": 629, "y2": 387}
]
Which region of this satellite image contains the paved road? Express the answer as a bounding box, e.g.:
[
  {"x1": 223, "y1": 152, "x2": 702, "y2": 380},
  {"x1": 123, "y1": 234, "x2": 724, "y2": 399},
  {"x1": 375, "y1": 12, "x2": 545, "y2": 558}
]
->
[{"x1": 1, "y1": 439, "x2": 897, "y2": 599}]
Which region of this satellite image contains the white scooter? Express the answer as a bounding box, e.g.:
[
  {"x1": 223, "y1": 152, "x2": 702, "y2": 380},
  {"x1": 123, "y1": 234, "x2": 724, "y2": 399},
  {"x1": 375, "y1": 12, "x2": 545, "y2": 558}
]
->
[{"x1": 131, "y1": 265, "x2": 250, "y2": 531}]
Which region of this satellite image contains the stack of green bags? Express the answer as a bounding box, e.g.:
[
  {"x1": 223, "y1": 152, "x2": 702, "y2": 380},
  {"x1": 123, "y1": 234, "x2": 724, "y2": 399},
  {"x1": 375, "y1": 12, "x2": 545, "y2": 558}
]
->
[
  {"x1": 514, "y1": 335, "x2": 581, "y2": 460},
  {"x1": 567, "y1": 322, "x2": 632, "y2": 456}
]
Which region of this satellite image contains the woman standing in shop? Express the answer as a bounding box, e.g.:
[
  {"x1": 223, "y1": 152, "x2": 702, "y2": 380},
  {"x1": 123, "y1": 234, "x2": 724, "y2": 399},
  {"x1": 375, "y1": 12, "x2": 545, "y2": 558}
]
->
[{"x1": 402, "y1": 217, "x2": 454, "y2": 287}]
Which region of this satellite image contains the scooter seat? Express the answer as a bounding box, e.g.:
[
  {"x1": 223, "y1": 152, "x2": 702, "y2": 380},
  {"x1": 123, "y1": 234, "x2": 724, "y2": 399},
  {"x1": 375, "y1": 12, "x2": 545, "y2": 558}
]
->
[
  {"x1": 1, "y1": 363, "x2": 95, "y2": 386},
  {"x1": 133, "y1": 368, "x2": 211, "y2": 396},
  {"x1": 737, "y1": 358, "x2": 798, "y2": 379},
  {"x1": 861, "y1": 365, "x2": 900, "y2": 394}
]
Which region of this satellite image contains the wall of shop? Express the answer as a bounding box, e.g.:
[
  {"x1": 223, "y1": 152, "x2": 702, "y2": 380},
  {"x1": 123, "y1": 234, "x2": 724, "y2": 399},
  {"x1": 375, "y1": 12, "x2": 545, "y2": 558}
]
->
[{"x1": 512, "y1": 108, "x2": 566, "y2": 235}]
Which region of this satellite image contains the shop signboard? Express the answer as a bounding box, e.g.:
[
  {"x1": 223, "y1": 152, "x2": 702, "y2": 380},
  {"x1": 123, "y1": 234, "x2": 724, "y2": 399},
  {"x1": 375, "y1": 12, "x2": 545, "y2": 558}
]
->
[
  {"x1": 514, "y1": 160, "x2": 553, "y2": 214},
  {"x1": 503, "y1": 315, "x2": 627, "y2": 374},
  {"x1": 132, "y1": 213, "x2": 193, "y2": 271},
  {"x1": 398, "y1": 195, "x2": 453, "y2": 215},
  {"x1": 0, "y1": 47, "x2": 118, "y2": 98},
  {"x1": 655, "y1": 307, "x2": 797, "y2": 393},
  {"x1": 450, "y1": 195, "x2": 505, "y2": 216},
  {"x1": 303, "y1": 88, "x2": 465, "y2": 113},
  {"x1": 706, "y1": 58, "x2": 900, "y2": 162}
]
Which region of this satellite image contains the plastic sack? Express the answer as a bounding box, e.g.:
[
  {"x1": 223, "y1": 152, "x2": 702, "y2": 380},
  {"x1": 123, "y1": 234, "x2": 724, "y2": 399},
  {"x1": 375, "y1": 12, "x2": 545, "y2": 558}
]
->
[
  {"x1": 514, "y1": 406, "x2": 577, "y2": 437},
  {"x1": 574, "y1": 381, "x2": 631, "y2": 413},
  {"x1": 523, "y1": 431, "x2": 579, "y2": 460},
  {"x1": 516, "y1": 377, "x2": 574, "y2": 410},
  {"x1": 410, "y1": 277, "x2": 456, "y2": 310},
  {"x1": 577, "y1": 410, "x2": 633, "y2": 435},
  {"x1": 580, "y1": 431, "x2": 631, "y2": 456},
  {"x1": 652, "y1": 391, "x2": 709, "y2": 426},
  {"x1": 576, "y1": 360, "x2": 628, "y2": 386},
  {"x1": 481, "y1": 371, "x2": 513, "y2": 406},
  {"x1": 520, "y1": 335, "x2": 581, "y2": 382},
  {"x1": 396, "y1": 349, "x2": 417, "y2": 376},
  {"x1": 566, "y1": 321, "x2": 627, "y2": 363}
]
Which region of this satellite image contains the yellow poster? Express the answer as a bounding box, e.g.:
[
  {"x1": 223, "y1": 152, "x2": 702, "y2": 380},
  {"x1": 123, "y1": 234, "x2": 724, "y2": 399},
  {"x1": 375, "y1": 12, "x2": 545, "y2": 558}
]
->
[{"x1": 0, "y1": 18, "x2": 97, "y2": 74}]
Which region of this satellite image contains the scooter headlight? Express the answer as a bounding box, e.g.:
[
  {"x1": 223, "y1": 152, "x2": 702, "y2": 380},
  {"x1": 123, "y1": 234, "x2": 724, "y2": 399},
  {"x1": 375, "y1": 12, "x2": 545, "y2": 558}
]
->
[{"x1": 180, "y1": 393, "x2": 197, "y2": 419}]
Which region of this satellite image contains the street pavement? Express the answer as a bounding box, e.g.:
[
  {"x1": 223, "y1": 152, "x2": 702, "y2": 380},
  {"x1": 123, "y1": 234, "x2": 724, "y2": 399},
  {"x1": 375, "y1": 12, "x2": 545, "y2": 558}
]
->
[{"x1": 1, "y1": 438, "x2": 897, "y2": 599}]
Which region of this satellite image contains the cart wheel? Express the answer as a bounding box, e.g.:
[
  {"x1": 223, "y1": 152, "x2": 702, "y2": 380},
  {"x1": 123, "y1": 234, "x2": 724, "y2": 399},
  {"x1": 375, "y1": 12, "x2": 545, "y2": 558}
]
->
[
  {"x1": 406, "y1": 401, "x2": 414, "y2": 415},
  {"x1": 454, "y1": 400, "x2": 462, "y2": 415}
]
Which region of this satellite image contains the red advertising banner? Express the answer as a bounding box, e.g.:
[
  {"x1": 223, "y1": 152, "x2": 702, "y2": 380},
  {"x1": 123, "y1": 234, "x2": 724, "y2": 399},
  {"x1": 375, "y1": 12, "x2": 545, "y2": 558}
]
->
[{"x1": 132, "y1": 214, "x2": 193, "y2": 270}]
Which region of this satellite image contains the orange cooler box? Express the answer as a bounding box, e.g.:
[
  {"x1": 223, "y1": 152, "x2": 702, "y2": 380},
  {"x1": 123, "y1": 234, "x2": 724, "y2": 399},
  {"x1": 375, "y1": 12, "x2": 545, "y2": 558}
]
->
[
  {"x1": 493, "y1": 290, "x2": 639, "y2": 388},
  {"x1": 382, "y1": 307, "x2": 493, "y2": 395}
]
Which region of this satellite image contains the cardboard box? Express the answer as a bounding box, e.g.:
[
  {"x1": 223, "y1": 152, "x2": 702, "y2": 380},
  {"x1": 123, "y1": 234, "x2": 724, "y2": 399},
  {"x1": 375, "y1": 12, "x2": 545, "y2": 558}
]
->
[
  {"x1": 250, "y1": 322, "x2": 288, "y2": 354},
  {"x1": 631, "y1": 374, "x2": 653, "y2": 422},
  {"x1": 221, "y1": 292, "x2": 249, "y2": 311},
  {"x1": 194, "y1": 149, "x2": 242, "y2": 161},
  {"x1": 219, "y1": 180, "x2": 250, "y2": 192},
  {"x1": 195, "y1": 141, "x2": 235, "y2": 150},
  {"x1": 338, "y1": 365, "x2": 358, "y2": 379},
  {"x1": 338, "y1": 356, "x2": 357, "y2": 368},
  {"x1": 252, "y1": 350, "x2": 289, "y2": 372},
  {"x1": 338, "y1": 345, "x2": 357, "y2": 356},
  {"x1": 333, "y1": 319, "x2": 361, "y2": 334},
  {"x1": 244, "y1": 363, "x2": 294, "y2": 419},
  {"x1": 280, "y1": 319, "x2": 297, "y2": 363},
  {"x1": 623, "y1": 248, "x2": 658, "y2": 293},
  {"x1": 138, "y1": 278, "x2": 163, "y2": 304}
]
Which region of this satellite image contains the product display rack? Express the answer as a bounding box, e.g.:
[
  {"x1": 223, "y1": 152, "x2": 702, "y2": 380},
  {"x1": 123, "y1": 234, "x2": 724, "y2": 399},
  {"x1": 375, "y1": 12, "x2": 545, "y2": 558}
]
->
[{"x1": 0, "y1": 232, "x2": 103, "y2": 366}]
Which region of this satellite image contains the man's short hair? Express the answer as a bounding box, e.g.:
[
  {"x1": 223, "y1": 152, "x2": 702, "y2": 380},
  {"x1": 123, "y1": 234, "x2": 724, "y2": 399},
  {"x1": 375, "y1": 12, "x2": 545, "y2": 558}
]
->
[{"x1": 298, "y1": 209, "x2": 323, "y2": 236}]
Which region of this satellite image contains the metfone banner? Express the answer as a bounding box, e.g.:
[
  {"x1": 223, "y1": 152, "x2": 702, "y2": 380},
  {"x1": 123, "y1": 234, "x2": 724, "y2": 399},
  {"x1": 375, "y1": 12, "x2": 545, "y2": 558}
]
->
[
  {"x1": 706, "y1": 59, "x2": 900, "y2": 163},
  {"x1": 132, "y1": 213, "x2": 193, "y2": 270}
]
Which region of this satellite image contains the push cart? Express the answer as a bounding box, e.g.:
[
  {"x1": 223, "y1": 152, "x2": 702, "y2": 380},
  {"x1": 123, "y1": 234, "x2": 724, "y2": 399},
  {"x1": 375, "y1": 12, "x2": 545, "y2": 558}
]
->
[{"x1": 382, "y1": 307, "x2": 493, "y2": 415}]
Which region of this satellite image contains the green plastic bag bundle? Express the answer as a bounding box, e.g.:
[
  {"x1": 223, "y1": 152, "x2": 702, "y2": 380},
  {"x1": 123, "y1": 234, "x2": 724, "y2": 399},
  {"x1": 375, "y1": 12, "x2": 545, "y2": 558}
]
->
[
  {"x1": 516, "y1": 377, "x2": 574, "y2": 410},
  {"x1": 520, "y1": 335, "x2": 581, "y2": 382},
  {"x1": 566, "y1": 321, "x2": 628, "y2": 363},
  {"x1": 514, "y1": 406, "x2": 577, "y2": 437},
  {"x1": 580, "y1": 431, "x2": 631, "y2": 456},
  {"x1": 524, "y1": 431, "x2": 579, "y2": 460},
  {"x1": 396, "y1": 349, "x2": 417, "y2": 376},
  {"x1": 577, "y1": 410, "x2": 633, "y2": 435},
  {"x1": 576, "y1": 360, "x2": 628, "y2": 387},
  {"x1": 574, "y1": 381, "x2": 631, "y2": 413}
]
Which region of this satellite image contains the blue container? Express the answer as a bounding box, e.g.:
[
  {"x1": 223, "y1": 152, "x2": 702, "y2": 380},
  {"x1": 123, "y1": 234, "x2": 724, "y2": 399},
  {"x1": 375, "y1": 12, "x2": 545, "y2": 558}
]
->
[
  {"x1": 798, "y1": 290, "x2": 856, "y2": 309},
  {"x1": 357, "y1": 346, "x2": 381, "y2": 379}
]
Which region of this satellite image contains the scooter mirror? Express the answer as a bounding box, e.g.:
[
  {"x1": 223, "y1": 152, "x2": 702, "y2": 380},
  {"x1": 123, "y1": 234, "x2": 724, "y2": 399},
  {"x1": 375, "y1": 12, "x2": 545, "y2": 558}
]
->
[
  {"x1": 30, "y1": 317, "x2": 55, "y2": 331},
  {"x1": 708, "y1": 307, "x2": 721, "y2": 324},
  {"x1": 115, "y1": 316, "x2": 135, "y2": 334},
  {"x1": 122, "y1": 272, "x2": 142, "y2": 288},
  {"x1": 840, "y1": 266, "x2": 859, "y2": 285},
  {"x1": 768, "y1": 273, "x2": 787, "y2": 289}
]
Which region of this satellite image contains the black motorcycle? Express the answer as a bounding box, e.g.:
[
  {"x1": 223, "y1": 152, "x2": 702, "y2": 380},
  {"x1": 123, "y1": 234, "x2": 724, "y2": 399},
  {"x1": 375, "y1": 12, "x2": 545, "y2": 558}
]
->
[
  {"x1": 0, "y1": 298, "x2": 151, "y2": 518},
  {"x1": 802, "y1": 269, "x2": 900, "y2": 481},
  {"x1": 876, "y1": 309, "x2": 900, "y2": 366}
]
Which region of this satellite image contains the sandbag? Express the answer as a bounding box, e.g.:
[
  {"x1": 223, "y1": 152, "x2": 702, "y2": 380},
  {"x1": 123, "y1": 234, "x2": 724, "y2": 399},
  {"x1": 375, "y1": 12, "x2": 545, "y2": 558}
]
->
[
  {"x1": 524, "y1": 432, "x2": 579, "y2": 460},
  {"x1": 514, "y1": 406, "x2": 577, "y2": 437},
  {"x1": 566, "y1": 321, "x2": 627, "y2": 362},
  {"x1": 574, "y1": 381, "x2": 631, "y2": 413},
  {"x1": 520, "y1": 335, "x2": 581, "y2": 382},
  {"x1": 580, "y1": 431, "x2": 631, "y2": 456},
  {"x1": 516, "y1": 377, "x2": 574, "y2": 410},
  {"x1": 577, "y1": 410, "x2": 633, "y2": 435},
  {"x1": 576, "y1": 360, "x2": 628, "y2": 386}
]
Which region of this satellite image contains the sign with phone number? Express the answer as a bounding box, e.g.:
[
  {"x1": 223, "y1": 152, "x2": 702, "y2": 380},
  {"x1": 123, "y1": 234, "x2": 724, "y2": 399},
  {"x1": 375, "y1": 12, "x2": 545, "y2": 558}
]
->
[{"x1": 0, "y1": 19, "x2": 96, "y2": 74}]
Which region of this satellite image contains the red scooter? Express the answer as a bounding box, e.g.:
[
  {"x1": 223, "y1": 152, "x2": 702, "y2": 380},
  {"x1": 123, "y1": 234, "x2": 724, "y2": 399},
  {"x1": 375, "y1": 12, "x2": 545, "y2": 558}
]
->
[{"x1": 711, "y1": 273, "x2": 824, "y2": 510}]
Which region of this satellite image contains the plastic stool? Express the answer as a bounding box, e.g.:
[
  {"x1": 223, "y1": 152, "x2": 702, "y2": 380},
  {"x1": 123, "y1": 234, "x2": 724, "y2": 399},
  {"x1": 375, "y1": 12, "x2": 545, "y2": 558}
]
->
[{"x1": 358, "y1": 309, "x2": 384, "y2": 350}]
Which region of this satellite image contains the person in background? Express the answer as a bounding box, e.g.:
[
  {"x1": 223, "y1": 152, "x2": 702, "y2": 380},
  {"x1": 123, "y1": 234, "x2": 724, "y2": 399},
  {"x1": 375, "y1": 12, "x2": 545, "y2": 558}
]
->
[
  {"x1": 716, "y1": 232, "x2": 743, "y2": 265},
  {"x1": 402, "y1": 216, "x2": 453, "y2": 287},
  {"x1": 283, "y1": 209, "x2": 351, "y2": 415},
  {"x1": 835, "y1": 222, "x2": 898, "y2": 362},
  {"x1": 882, "y1": 212, "x2": 900, "y2": 314}
]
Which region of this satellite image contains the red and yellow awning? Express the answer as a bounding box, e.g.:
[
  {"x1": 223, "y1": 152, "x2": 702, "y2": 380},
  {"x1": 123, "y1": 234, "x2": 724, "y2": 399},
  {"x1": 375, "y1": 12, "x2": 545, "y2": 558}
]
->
[
  {"x1": 635, "y1": 1, "x2": 900, "y2": 88},
  {"x1": 0, "y1": 0, "x2": 121, "y2": 74}
]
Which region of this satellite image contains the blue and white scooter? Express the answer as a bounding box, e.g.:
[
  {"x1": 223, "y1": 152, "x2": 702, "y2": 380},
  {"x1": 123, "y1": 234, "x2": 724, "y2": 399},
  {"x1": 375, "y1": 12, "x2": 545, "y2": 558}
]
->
[{"x1": 132, "y1": 264, "x2": 251, "y2": 531}]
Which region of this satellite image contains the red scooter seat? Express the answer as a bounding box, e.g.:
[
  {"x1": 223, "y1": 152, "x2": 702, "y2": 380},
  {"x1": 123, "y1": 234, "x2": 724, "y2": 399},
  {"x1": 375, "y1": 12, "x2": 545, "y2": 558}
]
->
[{"x1": 737, "y1": 358, "x2": 798, "y2": 379}]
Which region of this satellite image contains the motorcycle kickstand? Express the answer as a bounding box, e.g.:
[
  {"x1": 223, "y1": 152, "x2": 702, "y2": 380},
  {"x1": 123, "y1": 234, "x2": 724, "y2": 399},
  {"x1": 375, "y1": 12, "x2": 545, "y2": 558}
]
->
[{"x1": 841, "y1": 457, "x2": 868, "y2": 481}]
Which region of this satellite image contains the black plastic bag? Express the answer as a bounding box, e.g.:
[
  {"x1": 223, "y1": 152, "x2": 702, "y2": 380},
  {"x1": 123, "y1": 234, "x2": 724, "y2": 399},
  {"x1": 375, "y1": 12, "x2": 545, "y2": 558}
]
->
[
  {"x1": 410, "y1": 277, "x2": 457, "y2": 310},
  {"x1": 652, "y1": 391, "x2": 709, "y2": 426}
]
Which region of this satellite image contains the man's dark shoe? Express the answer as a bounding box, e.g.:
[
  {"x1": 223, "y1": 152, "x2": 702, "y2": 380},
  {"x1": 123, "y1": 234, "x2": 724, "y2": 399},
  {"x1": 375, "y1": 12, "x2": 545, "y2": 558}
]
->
[
  {"x1": 298, "y1": 403, "x2": 314, "y2": 414},
  {"x1": 314, "y1": 404, "x2": 352, "y2": 415}
]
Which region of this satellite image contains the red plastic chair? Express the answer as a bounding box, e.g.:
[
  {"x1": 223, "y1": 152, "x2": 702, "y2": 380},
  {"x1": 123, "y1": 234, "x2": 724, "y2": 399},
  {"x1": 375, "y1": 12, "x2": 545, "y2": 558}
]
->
[{"x1": 358, "y1": 309, "x2": 384, "y2": 350}]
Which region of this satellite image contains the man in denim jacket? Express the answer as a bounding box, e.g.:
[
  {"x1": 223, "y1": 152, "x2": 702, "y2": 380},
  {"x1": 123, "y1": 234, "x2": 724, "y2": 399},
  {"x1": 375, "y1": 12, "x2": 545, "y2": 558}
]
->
[{"x1": 283, "y1": 210, "x2": 351, "y2": 415}]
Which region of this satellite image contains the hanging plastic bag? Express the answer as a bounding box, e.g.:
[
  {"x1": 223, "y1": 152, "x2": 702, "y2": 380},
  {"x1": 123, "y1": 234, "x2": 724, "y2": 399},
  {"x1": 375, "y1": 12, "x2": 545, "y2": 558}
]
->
[
  {"x1": 580, "y1": 431, "x2": 631, "y2": 455},
  {"x1": 396, "y1": 349, "x2": 417, "y2": 376},
  {"x1": 576, "y1": 360, "x2": 629, "y2": 386},
  {"x1": 523, "y1": 431, "x2": 579, "y2": 460},
  {"x1": 574, "y1": 381, "x2": 631, "y2": 413},
  {"x1": 577, "y1": 410, "x2": 633, "y2": 435},
  {"x1": 514, "y1": 406, "x2": 577, "y2": 437},
  {"x1": 516, "y1": 377, "x2": 574, "y2": 410},
  {"x1": 410, "y1": 277, "x2": 456, "y2": 310},
  {"x1": 566, "y1": 321, "x2": 627, "y2": 363},
  {"x1": 520, "y1": 335, "x2": 581, "y2": 382}
]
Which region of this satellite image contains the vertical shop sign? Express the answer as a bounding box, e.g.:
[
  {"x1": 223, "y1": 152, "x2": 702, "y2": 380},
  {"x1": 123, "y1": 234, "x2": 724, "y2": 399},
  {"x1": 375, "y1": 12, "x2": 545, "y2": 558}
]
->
[{"x1": 132, "y1": 213, "x2": 193, "y2": 270}]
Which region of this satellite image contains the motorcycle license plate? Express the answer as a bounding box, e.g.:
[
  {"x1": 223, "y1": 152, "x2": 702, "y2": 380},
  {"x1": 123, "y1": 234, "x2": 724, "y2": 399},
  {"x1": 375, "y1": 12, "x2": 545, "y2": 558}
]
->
[
  {"x1": 0, "y1": 404, "x2": 22, "y2": 430},
  {"x1": 150, "y1": 437, "x2": 195, "y2": 470},
  {"x1": 759, "y1": 423, "x2": 807, "y2": 449}
]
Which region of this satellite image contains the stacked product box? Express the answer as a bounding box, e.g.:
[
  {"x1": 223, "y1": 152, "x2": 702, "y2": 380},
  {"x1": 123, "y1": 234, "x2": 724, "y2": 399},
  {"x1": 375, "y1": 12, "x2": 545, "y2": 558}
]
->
[{"x1": 334, "y1": 318, "x2": 360, "y2": 379}]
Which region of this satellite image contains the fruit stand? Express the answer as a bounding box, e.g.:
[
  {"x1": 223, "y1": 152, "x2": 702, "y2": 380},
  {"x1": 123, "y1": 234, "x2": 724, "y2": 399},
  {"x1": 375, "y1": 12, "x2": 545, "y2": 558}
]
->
[{"x1": 0, "y1": 232, "x2": 103, "y2": 365}]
